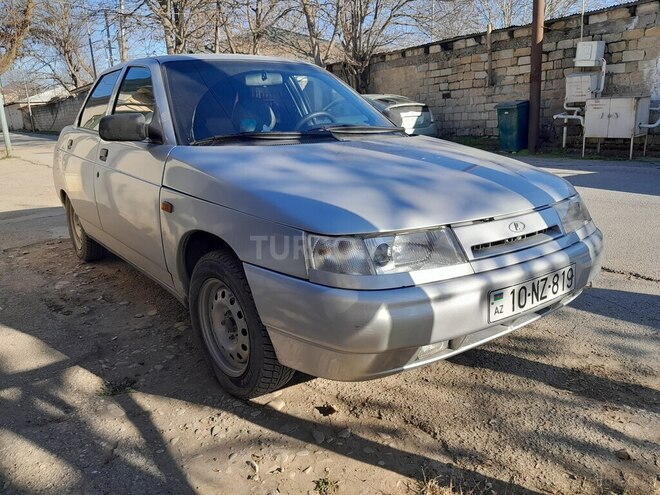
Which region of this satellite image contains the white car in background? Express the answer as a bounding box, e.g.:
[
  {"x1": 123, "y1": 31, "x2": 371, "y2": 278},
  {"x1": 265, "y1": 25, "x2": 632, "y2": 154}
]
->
[{"x1": 363, "y1": 94, "x2": 438, "y2": 137}]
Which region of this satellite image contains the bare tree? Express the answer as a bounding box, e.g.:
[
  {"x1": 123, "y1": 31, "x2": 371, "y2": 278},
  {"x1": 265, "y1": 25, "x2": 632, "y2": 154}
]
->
[
  {"x1": 420, "y1": 0, "x2": 481, "y2": 42},
  {"x1": 143, "y1": 0, "x2": 213, "y2": 53},
  {"x1": 475, "y1": 0, "x2": 520, "y2": 29},
  {"x1": 29, "y1": 0, "x2": 96, "y2": 88},
  {"x1": 298, "y1": 0, "x2": 340, "y2": 65},
  {"x1": 0, "y1": 0, "x2": 35, "y2": 75},
  {"x1": 336, "y1": 0, "x2": 424, "y2": 91},
  {"x1": 215, "y1": 0, "x2": 295, "y2": 55},
  {"x1": 99, "y1": 0, "x2": 165, "y2": 60},
  {"x1": 474, "y1": 0, "x2": 610, "y2": 29}
]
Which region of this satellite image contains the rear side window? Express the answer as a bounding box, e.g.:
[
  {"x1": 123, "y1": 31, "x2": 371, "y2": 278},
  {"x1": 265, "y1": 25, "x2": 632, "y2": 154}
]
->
[
  {"x1": 79, "y1": 71, "x2": 121, "y2": 131},
  {"x1": 113, "y1": 67, "x2": 156, "y2": 123}
]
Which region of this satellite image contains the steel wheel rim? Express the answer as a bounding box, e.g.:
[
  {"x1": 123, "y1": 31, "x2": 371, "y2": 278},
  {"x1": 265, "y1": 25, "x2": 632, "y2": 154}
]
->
[
  {"x1": 198, "y1": 279, "x2": 250, "y2": 377},
  {"x1": 70, "y1": 209, "x2": 83, "y2": 251}
]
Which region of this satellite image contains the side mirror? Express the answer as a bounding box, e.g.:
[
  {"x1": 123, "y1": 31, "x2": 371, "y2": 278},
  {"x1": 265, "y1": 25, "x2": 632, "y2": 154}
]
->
[{"x1": 99, "y1": 113, "x2": 148, "y2": 142}]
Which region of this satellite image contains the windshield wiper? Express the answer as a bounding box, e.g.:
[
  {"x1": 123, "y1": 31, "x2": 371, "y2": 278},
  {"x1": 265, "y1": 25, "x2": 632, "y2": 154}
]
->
[
  {"x1": 190, "y1": 131, "x2": 335, "y2": 146},
  {"x1": 305, "y1": 124, "x2": 406, "y2": 134}
]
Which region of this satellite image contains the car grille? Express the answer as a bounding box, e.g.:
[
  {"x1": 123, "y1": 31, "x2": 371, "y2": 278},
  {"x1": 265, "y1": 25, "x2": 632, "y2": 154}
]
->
[{"x1": 471, "y1": 225, "x2": 561, "y2": 257}]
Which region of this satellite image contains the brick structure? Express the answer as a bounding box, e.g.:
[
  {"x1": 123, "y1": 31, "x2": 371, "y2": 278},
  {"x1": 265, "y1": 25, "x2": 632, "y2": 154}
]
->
[{"x1": 328, "y1": 0, "x2": 660, "y2": 143}]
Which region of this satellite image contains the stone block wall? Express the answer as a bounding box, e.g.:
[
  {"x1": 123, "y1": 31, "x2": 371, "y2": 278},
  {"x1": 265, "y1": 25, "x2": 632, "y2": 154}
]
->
[{"x1": 328, "y1": 0, "x2": 660, "y2": 143}]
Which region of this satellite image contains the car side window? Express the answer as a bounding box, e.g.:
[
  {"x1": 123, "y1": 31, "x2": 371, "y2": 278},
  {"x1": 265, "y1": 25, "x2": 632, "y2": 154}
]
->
[
  {"x1": 113, "y1": 67, "x2": 156, "y2": 123},
  {"x1": 79, "y1": 71, "x2": 121, "y2": 131}
]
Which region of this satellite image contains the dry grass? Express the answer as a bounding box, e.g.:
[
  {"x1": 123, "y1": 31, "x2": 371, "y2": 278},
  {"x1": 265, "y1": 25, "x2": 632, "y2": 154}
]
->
[
  {"x1": 413, "y1": 475, "x2": 456, "y2": 495},
  {"x1": 411, "y1": 470, "x2": 503, "y2": 495},
  {"x1": 313, "y1": 477, "x2": 339, "y2": 495}
]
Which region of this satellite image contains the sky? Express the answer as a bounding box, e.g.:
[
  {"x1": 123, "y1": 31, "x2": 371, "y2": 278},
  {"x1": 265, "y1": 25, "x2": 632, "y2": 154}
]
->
[{"x1": 1, "y1": 0, "x2": 631, "y2": 96}]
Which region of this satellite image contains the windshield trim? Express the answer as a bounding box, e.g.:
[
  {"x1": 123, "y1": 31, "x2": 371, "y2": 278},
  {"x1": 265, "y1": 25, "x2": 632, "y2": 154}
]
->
[{"x1": 190, "y1": 125, "x2": 407, "y2": 146}]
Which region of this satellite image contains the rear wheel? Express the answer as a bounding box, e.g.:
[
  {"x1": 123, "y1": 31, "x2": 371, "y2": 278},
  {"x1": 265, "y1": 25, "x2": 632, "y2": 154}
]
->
[
  {"x1": 189, "y1": 250, "x2": 294, "y2": 398},
  {"x1": 65, "y1": 199, "x2": 104, "y2": 261}
]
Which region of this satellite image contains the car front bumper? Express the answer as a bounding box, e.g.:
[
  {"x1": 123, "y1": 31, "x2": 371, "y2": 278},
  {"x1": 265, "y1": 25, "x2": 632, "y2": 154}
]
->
[{"x1": 245, "y1": 229, "x2": 603, "y2": 381}]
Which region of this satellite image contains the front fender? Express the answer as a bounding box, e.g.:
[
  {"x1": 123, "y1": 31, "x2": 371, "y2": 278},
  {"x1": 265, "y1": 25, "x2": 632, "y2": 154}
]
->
[{"x1": 159, "y1": 187, "x2": 308, "y2": 301}]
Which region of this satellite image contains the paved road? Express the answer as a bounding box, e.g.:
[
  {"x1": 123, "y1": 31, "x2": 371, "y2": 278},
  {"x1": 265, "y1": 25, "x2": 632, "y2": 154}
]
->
[
  {"x1": 0, "y1": 133, "x2": 65, "y2": 250},
  {"x1": 521, "y1": 155, "x2": 660, "y2": 281}
]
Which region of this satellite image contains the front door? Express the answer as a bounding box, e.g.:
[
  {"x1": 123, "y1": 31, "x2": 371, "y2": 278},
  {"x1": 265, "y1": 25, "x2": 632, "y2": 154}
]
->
[
  {"x1": 94, "y1": 66, "x2": 174, "y2": 288},
  {"x1": 63, "y1": 70, "x2": 122, "y2": 229}
]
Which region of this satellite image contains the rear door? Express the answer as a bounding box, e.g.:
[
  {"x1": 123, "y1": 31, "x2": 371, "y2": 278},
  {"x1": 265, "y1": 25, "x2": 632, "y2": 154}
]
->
[
  {"x1": 62, "y1": 70, "x2": 121, "y2": 228},
  {"x1": 94, "y1": 65, "x2": 174, "y2": 287}
]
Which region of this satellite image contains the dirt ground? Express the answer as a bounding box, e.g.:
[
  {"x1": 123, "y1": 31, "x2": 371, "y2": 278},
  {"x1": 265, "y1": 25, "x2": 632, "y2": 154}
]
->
[
  {"x1": 0, "y1": 134, "x2": 659, "y2": 494},
  {"x1": 0, "y1": 238, "x2": 658, "y2": 495}
]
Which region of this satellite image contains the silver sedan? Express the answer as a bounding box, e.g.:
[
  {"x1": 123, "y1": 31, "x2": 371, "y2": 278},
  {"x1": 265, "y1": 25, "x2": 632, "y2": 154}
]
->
[{"x1": 53, "y1": 54, "x2": 603, "y2": 398}]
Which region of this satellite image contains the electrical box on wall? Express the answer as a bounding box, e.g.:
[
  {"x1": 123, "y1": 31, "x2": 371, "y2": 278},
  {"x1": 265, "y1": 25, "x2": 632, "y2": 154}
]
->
[
  {"x1": 584, "y1": 97, "x2": 650, "y2": 138},
  {"x1": 574, "y1": 41, "x2": 606, "y2": 67},
  {"x1": 565, "y1": 73, "x2": 601, "y2": 102}
]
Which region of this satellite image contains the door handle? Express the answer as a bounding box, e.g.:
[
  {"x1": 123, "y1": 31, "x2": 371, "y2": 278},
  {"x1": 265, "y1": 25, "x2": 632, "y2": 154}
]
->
[
  {"x1": 99, "y1": 148, "x2": 108, "y2": 162},
  {"x1": 66, "y1": 139, "x2": 73, "y2": 150}
]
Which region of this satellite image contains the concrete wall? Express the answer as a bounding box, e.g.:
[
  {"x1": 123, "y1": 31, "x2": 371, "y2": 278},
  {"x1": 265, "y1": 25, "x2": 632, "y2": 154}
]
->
[
  {"x1": 5, "y1": 92, "x2": 87, "y2": 133},
  {"x1": 328, "y1": 0, "x2": 660, "y2": 143},
  {"x1": 30, "y1": 93, "x2": 87, "y2": 132},
  {"x1": 5, "y1": 105, "x2": 24, "y2": 131}
]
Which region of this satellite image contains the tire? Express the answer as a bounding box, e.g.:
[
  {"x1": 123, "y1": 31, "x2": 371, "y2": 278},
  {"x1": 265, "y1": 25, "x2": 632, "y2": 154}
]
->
[
  {"x1": 65, "y1": 198, "x2": 105, "y2": 262},
  {"x1": 189, "y1": 249, "x2": 295, "y2": 398}
]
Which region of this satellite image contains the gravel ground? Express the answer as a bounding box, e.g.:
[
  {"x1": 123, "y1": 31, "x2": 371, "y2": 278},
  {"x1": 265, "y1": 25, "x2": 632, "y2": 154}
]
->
[{"x1": 0, "y1": 134, "x2": 658, "y2": 494}]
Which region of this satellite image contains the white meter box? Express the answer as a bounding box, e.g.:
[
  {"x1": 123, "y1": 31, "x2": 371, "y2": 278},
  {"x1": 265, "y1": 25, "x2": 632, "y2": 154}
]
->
[
  {"x1": 574, "y1": 41, "x2": 605, "y2": 67},
  {"x1": 585, "y1": 97, "x2": 651, "y2": 138},
  {"x1": 565, "y1": 73, "x2": 600, "y2": 102}
]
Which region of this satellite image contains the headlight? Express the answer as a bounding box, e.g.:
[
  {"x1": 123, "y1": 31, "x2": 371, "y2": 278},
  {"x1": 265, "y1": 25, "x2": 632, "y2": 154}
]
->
[
  {"x1": 307, "y1": 227, "x2": 466, "y2": 276},
  {"x1": 554, "y1": 195, "x2": 591, "y2": 233}
]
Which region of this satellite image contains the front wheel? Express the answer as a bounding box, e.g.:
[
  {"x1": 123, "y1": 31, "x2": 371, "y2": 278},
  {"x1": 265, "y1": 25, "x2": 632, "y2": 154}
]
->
[{"x1": 189, "y1": 250, "x2": 294, "y2": 398}]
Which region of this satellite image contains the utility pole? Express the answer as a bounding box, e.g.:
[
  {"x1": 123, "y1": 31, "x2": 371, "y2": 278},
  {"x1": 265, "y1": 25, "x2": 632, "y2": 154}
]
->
[
  {"x1": 24, "y1": 80, "x2": 35, "y2": 132},
  {"x1": 118, "y1": 0, "x2": 127, "y2": 62},
  {"x1": 528, "y1": 0, "x2": 545, "y2": 153},
  {"x1": 104, "y1": 10, "x2": 115, "y2": 67},
  {"x1": 0, "y1": 91, "x2": 12, "y2": 157},
  {"x1": 87, "y1": 20, "x2": 98, "y2": 79}
]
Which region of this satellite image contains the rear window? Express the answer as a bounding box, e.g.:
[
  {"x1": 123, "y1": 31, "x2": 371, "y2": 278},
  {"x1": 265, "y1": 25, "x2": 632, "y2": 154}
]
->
[
  {"x1": 386, "y1": 105, "x2": 431, "y2": 127},
  {"x1": 79, "y1": 71, "x2": 121, "y2": 131},
  {"x1": 113, "y1": 67, "x2": 156, "y2": 123}
]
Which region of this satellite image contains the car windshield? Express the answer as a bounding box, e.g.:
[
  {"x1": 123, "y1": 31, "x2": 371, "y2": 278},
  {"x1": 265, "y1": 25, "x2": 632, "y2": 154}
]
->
[{"x1": 162, "y1": 59, "x2": 395, "y2": 144}]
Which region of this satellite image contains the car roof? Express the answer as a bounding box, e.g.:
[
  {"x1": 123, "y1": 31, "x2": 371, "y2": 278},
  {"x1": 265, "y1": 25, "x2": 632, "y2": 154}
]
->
[{"x1": 96, "y1": 53, "x2": 315, "y2": 78}]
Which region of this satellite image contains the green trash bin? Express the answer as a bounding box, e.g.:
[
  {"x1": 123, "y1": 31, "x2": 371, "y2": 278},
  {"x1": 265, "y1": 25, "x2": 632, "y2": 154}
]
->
[{"x1": 495, "y1": 100, "x2": 529, "y2": 152}]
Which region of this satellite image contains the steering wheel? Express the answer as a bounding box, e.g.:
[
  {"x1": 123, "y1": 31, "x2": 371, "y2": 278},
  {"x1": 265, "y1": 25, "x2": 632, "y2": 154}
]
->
[
  {"x1": 323, "y1": 99, "x2": 343, "y2": 113},
  {"x1": 295, "y1": 111, "x2": 336, "y2": 131}
]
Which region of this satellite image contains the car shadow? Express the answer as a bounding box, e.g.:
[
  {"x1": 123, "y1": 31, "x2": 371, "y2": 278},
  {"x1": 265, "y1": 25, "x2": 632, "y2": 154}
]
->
[
  {"x1": 449, "y1": 348, "x2": 659, "y2": 414},
  {"x1": 0, "y1": 207, "x2": 67, "y2": 252},
  {"x1": 0, "y1": 242, "x2": 546, "y2": 495},
  {"x1": 569, "y1": 286, "x2": 660, "y2": 329}
]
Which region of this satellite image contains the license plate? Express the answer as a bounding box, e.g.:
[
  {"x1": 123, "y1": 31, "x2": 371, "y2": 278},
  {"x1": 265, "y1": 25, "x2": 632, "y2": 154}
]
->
[{"x1": 488, "y1": 265, "x2": 576, "y2": 323}]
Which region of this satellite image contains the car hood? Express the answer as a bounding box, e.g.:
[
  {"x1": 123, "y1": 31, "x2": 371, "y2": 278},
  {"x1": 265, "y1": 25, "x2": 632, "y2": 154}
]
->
[{"x1": 163, "y1": 136, "x2": 575, "y2": 235}]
